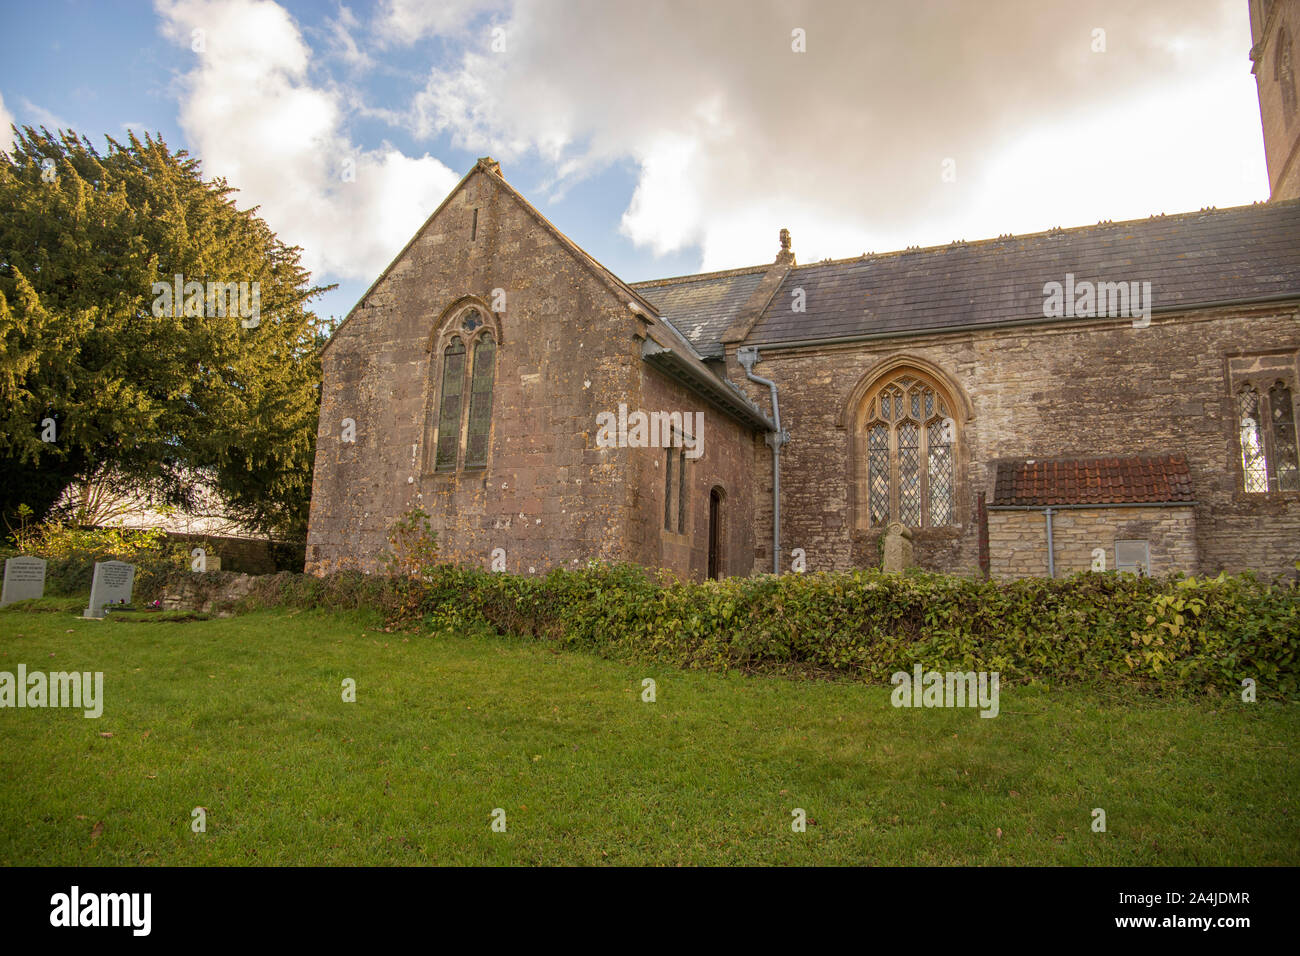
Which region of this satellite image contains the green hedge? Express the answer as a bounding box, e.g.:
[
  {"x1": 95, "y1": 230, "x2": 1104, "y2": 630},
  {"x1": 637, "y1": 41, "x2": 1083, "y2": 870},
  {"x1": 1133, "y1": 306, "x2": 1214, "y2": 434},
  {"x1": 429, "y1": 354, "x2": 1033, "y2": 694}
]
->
[{"x1": 242, "y1": 564, "x2": 1299, "y2": 697}]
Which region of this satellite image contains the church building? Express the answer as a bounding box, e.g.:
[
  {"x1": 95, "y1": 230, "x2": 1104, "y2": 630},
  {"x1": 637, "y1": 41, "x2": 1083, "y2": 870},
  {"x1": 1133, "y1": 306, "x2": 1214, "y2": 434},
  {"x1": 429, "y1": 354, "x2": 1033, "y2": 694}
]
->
[{"x1": 306, "y1": 0, "x2": 1300, "y2": 581}]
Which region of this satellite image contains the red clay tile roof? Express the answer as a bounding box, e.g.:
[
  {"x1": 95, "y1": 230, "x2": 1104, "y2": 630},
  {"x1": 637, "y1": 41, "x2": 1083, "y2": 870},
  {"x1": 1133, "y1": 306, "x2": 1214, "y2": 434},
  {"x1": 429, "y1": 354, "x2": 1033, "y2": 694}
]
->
[{"x1": 992, "y1": 455, "x2": 1194, "y2": 506}]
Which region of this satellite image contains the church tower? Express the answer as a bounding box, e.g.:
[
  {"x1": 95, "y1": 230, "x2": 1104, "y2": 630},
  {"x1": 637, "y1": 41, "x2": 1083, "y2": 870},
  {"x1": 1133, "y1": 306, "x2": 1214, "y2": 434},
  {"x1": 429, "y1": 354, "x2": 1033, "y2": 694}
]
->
[{"x1": 1251, "y1": 0, "x2": 1300, "y2": 199}]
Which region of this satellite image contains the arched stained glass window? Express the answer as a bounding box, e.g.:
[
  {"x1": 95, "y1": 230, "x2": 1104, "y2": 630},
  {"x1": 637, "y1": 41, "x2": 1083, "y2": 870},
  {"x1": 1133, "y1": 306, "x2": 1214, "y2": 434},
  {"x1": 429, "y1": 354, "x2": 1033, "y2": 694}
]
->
[
  {"x1": 426, "y1": 306, "x2": 499, "y2": 475},
  {"x1": 861, "y1": 373, "x2": 957, "y2": 528},
  {"x1": 464, "y1": 333, "x2": 496, "y2": 468},
  {"x1": 434, "y1": 336, "x2": 466, "y2": 472}
]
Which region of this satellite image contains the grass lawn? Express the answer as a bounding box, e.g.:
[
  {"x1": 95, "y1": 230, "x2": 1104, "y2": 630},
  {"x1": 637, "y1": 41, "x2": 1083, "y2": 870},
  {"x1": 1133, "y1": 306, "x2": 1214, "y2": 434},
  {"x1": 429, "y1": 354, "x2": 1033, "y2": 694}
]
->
[{"x1": 1, "y1": 600, "x2": 1296, "y2": 866}]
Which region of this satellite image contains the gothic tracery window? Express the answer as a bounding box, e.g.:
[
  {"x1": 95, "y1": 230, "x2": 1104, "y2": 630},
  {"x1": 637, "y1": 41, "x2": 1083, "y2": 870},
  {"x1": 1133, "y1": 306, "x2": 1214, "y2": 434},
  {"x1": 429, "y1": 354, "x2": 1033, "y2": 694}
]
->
[
  {"x1": 861, "y1": 373, "x2": 957, "y2": 528},
  {"x1": 427, "y1": 307, "x2": 497, "y2": 473}
]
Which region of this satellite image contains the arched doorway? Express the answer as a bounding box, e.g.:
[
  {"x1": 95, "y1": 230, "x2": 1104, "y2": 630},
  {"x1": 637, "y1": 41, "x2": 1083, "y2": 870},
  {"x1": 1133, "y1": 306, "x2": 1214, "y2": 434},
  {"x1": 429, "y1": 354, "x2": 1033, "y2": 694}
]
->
[{"x1": 707, "y1": 486, "x2": 724, "y2": 579}]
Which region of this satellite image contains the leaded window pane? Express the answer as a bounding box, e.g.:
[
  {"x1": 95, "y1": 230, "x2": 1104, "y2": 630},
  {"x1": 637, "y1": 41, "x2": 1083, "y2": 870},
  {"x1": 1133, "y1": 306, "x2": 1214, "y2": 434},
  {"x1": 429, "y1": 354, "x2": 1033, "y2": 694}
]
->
[
  {"x1": 927, "y1": 418, "x2": 954, "y2": 526},
  {"x1": 898, "y1": 421, "x2": 921, "y2": 525},
  {"x1": 1269, "y1": 383, "x2": 1299, "y2": 492},
  {"x1": 464, "y1": 334, "x2": 495, "y2": 467},
  {"x1": 435, "y1": 337, "x2": 465, "y2": 471},
  {"x1": 1239, "y1": 387, "x2": 1269, "y2": 493},
  {"x1": 868, "y1": 423, "x2": 891, "y2": 525},
  {"x1": 864, "y1": 375, "x2": 959, "y2": 529}
]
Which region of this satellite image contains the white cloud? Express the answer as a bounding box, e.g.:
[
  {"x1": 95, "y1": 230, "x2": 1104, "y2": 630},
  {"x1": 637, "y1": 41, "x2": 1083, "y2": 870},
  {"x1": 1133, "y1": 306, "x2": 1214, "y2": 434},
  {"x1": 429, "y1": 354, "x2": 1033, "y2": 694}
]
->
[
  {"x1": 324, "y1": 5, "x2": 372, "y2": 71},
  {"x1": 0, "y1": 92, "x2": 14, "y2": 153},
  {"x1": 155, "y1": 0, "x2": 460, "y2": 281},
  {"x1": 17, "y1": 97, "x2": 70, "y2": 134},
  {"x1": 408, "y1": 0, "x2": 1268, "y2": 271},
  {"x1": 372, "y1": 0, "x2": 494, "y2": 46}
]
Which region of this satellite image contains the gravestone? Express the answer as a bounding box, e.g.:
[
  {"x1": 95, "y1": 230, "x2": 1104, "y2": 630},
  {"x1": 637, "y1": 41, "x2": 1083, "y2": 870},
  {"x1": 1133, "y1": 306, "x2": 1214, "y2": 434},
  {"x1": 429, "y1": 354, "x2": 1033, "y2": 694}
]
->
[
  {"x1": 881, "y1": 522, "x2": 915, "y2": 573},
  {"x1": 1, "y1": 556, "x2": 47, "y2": 607},
  {"x1": 83, "y1": 560, "x2": 135, "y2": 619}
]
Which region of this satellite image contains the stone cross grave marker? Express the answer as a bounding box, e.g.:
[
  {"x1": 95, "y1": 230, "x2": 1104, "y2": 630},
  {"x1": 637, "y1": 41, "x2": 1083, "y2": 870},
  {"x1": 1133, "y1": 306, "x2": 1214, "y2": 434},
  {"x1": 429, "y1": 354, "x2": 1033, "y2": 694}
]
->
[
  {"x1": 882, "y1": 522, "x2": 915, "y2": 574},
  {"x1": 84, "y1": 560, "x2": 135, "y2": 619},
  {"x1": 1, "y1": 556, "x2": 47, "y2": 607}
]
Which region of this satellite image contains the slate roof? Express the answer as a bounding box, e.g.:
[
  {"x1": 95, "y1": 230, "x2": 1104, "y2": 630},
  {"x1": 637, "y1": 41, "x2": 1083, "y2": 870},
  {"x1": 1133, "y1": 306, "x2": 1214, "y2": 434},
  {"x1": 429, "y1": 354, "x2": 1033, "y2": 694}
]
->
[
  {"x1": 991, "y1": 455, "x2": 1195, "y2": 507},
  {"x1": 734, "y1": 199, "x2": 1300, "y2": 348},
  {"x1": 631, "y1": 266, "x2": 768, "y2": 358}
]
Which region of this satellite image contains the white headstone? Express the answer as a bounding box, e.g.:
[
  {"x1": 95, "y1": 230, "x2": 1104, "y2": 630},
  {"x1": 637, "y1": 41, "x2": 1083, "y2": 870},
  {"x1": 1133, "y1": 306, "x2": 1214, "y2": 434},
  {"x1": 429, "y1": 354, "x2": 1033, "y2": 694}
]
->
[
  {"x1": 1, "y1": 556, "x2": 47, "y2": 607},
  {"x1": 83, "y1": 560, "x2": 135, "y2": 619}
]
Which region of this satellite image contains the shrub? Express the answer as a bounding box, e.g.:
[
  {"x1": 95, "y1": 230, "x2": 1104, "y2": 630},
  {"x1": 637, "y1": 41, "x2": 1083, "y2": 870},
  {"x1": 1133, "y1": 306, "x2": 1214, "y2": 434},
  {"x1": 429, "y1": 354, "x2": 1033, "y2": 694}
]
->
[
  {"x1": 11, "y1": 520, "x2": 190, "y2": 599},
  {"x1": 243, "y1": 563, "x2": 1299, "y2": 698},
  {"x1": 379, "y1": 508, "x2": 440, "y2": 622}
]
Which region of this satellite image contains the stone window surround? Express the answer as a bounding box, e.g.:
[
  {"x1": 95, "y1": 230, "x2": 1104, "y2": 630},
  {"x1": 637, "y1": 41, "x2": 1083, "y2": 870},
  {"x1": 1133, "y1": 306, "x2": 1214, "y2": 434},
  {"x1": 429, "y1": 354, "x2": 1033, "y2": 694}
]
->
[
  {"x1": 663, "y1": 426, "x2": 693, "y2": 540},
  {"x1": 422, "y1": 296, "x2": 503, "y2": 477},
  {"x1": 840, "y1": 356, "x2": 973, "y2": 533},
  {"x1": 1224, "y1": 347, "x2": 1300, "y2": 500}
]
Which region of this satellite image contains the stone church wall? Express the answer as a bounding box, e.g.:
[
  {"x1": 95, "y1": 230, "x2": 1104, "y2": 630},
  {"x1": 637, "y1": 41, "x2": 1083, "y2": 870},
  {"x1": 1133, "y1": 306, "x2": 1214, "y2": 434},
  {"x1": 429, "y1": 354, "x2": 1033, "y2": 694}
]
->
[
  {"x1": 630, "y1": 365, "x2": 763, "y2": 579},
  {"x1": 307, "y1": 168, "x2": 646, "y2": 574},
  {"x1": 728, "y1": 303, "x2": 1300, "y2": 579}
]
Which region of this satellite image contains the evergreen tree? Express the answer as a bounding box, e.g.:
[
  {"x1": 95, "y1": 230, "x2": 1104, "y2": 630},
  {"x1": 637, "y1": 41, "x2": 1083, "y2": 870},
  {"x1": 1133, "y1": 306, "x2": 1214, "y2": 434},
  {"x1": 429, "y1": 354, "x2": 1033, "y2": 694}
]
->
[{"x1": 0, "y1": 126, "x2": 332, "y2": 539}]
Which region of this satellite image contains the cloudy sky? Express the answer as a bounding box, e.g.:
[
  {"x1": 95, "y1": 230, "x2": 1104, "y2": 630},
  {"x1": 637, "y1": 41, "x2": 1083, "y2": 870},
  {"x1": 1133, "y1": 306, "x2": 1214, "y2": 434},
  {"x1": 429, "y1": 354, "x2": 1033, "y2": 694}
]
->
[{"x1": 0, "y1": 0, "x2": 1271, "y2": 323}]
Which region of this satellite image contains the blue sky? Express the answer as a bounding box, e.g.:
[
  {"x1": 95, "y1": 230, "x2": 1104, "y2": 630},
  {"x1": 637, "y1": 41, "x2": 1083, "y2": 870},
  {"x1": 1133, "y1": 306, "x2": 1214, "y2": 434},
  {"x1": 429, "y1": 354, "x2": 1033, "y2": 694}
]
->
[{"x1": 0, "y1": 0, "x2": 1273, "y2": 325}]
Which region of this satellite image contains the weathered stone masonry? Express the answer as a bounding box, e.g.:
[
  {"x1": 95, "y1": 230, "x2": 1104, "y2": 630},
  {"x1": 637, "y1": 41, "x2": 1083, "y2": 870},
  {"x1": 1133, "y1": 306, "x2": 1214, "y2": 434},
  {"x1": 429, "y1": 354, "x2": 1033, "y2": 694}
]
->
[
  {"x1": 308, "y1": 15, "x2": 1300, "y2": 582},
  {"x1": 307, "y1": 161, "x2": 764, "y2": 579},
  {"x1": 307, "y1": 163, "x2": 1300, "y2": 581},
  {"x1": 727, "y1": 305, "x2": 1300, "y2": 578}
]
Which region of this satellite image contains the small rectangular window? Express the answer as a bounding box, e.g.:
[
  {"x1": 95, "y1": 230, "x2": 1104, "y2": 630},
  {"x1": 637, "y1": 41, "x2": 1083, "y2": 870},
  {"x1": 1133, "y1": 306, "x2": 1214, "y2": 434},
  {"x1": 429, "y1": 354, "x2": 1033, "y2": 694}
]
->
[
  {"x1": 664, "y1": 448, "x2": 673, "y2": 531},
  {"x1": 471, "y1": 208, "x2": 478, "y2": 241},
  {"x1": 1115, "y1": 540, "x2": 1150, "y2": 576},
  {"x1": 677, "y1": 445, "x2": 687, "y2": 533}
]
